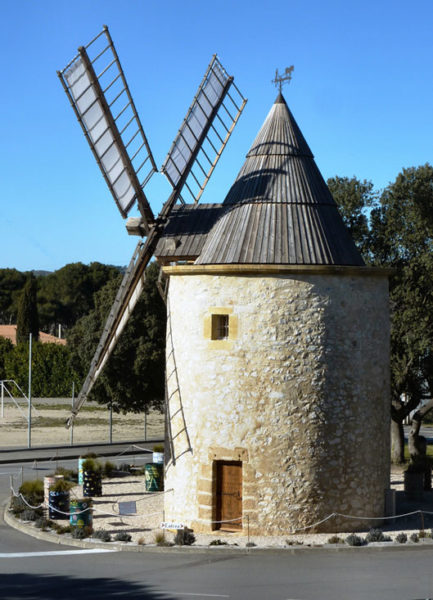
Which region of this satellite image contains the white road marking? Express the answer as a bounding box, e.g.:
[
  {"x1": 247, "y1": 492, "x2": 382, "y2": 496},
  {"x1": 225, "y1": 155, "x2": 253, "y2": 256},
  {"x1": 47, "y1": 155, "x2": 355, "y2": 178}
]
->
[
  {"x1": 0, "y1": 549, "x2": 117, "y2": 558},
  {"x1": 158, "y1": 594, "x2": 229, "y2": 598}
]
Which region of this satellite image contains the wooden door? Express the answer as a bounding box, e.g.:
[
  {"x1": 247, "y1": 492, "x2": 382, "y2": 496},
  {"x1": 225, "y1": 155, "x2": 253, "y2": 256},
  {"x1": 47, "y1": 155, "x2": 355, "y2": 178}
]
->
[{"x1": 216, "y1": 461, "x2": 242, "y2": 530}]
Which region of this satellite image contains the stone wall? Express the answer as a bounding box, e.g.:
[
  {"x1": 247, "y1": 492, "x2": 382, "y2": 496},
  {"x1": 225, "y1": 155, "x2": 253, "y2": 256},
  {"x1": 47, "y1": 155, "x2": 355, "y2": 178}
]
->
[{"x1": 163, "y1": 266, "x2": 390, "y2": 534}]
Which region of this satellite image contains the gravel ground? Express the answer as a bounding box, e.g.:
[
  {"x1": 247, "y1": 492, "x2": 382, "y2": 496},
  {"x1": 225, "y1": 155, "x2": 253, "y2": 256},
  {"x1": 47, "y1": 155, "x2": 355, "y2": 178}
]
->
[{"x1": 39, "y1": 464, "x2": 433, "y2": 548}]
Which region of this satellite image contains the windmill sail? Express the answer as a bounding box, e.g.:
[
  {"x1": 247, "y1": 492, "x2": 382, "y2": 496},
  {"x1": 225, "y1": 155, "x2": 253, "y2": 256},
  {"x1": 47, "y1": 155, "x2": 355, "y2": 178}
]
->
[
  {"x1": 59, "y1": 31, "x2": 246, "y2": 425},
  {"x1": 162, "y1": 55, "x2": 247, "y2": 204},
  {"x1": 58, "y1": 26, "x2": 156, "y2": 230}
]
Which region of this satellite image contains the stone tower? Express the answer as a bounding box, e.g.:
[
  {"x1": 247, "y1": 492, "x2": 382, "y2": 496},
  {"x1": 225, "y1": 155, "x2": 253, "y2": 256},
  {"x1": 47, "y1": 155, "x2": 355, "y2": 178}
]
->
[{"x1": 155, "y1": 93, "x2": 390, "y2": 535}]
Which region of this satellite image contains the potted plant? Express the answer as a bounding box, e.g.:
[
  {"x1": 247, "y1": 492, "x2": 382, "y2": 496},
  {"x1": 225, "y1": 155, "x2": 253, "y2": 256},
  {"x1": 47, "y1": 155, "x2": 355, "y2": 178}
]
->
[
  {"x1": 152, "y1": 444, "x2": 164, "y2": 465},
  {"x1": 82, "y1": 458, "x2": 103, "y2": 497},
  {"x1": 48, "y1": 479, "x2": 72, "y2": 520},
  {"x1": 70, "y1": 497, "x2": 93, "y2": 532}
]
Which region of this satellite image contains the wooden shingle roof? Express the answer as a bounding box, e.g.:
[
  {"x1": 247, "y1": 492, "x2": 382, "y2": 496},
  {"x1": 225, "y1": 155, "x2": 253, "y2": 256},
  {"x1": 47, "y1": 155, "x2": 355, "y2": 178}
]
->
[{"x1": 196, "y1": 93, "x2": 364, "y2": 266}]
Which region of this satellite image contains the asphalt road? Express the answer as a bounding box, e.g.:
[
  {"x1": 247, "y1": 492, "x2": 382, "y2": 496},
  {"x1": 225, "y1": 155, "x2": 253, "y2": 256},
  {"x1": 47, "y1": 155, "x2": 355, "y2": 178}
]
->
[{"x1": 1, "y1": 456, "x2": 433, "y2": 600}]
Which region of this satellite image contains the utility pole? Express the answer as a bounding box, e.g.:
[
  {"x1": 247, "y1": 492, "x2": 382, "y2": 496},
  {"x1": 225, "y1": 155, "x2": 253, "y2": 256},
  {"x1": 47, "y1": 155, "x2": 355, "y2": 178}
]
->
[{"x1": 28, "y1": 333, "x2": 32, "y2": 449}]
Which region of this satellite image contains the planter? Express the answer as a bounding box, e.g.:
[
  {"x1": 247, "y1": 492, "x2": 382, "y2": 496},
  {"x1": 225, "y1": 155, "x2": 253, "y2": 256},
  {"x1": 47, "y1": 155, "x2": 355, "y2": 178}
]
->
[
  {"x1": 404, "y1": 470, "x2": 424, "y2": 500},
  {"x1": 152, "y1": 452, "x2": 164, "y2": 464},
  {"x1": 43, "y1": 476, "x2": 56, "y2": 517},
  {"x1": 78, "y1": 457, "x2": 85, "y2": 485},
  {"x1": 82, "y1": 470, "x2": 102, "y2": 497},
  {"x1": 48, "y1": 490, "x2": 70, "y2": 520},
  {"x1": 145, "y1": 463, "x2": 164, "y2": 492},
  {"x1": 70, "y1": 499, "x2": 93, "y2": 531}
]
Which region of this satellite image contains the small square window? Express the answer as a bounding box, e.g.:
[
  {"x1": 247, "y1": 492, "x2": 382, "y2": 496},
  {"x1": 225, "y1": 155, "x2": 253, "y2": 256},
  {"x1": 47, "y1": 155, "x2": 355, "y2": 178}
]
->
[{"x1": 211, "y1": 314, "x2": 229, "y2": 340}]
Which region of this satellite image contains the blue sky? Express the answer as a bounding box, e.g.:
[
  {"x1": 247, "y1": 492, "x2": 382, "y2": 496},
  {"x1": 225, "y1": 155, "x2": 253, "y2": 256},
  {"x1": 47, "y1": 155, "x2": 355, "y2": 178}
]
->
[{"x1": 1, "y1": 0, "x2": 432, "y2": 271}]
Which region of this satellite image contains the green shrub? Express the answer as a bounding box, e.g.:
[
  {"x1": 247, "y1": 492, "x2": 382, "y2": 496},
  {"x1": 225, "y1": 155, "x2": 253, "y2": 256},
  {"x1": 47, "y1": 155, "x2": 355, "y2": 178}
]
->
[
  {"x1": 153, "y1": 444, "x2": 164, "y2": 453},
  {"x1": 10, "y1": 496, "x2": 26, "y2": 516},
  {"x1": 154, "y1": 531, "x2": 172, "y2": 546},
  {"x1": 418, "y1": 529, "x2": 427, "y2": 539},
  {"x1": 55, "y1": 467, "x2": 78, "y2": 482},
  {"x1": 209, "y1": 539, "x2": 228, "y2": 546},
  {"x1": 174, "y1": 529, "x2": 195, "y2": 546},
  {"x1": 52, "y1": 523, "x2": 72, "y2": 535},
  {"x1": 92, "y1": 529, "x2": 112, "y2": 542},
  {"x1": 50, "y1": 479, "x2": 74, "y2": 493},
  {"x1": 396, "y1": 532, "x2": 407, "y2": 544},
  {"x1": 245, "y1": 541, "x2": 256, "y2": 547},
  {"x1": 35, "y1": 517, "x2": 52, "y2": 530},
  {"x1": 114, "y1": 531, "x2": 132, "y2": 542},
  {"x1": 365, "y1": 529, "x2": 392, "y2": 543},
  {"x1": 410, "y1": 533, "x2": 419, "y2": 543},
  {"x1": 103, "y1": 461, "x2": 116, "y2": 478},
  {"x1": 20, "y1": 509, "x2": 38, "y2": 521},
  {"x1": 345, "y1": 534, "x2": 366, "y2": 546},
  {"x1": 19, "y1": 480, "x2": 44, "y2": 506},
  {"x1": 81, "y1": 458, "x2": 102, "y2": 473},
  {"x1": 71, "y1": 526, "x2": 92, "y2": 539},
  {"x1": 327, "y1": 535, "x2": 344, "y2": 544}
]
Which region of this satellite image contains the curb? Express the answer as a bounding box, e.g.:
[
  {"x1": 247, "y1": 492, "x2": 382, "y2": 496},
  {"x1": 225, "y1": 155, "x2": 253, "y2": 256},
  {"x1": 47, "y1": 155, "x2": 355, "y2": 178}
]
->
[{"x1": 4, "y1": 504, "x2": 433, "y2": 555}]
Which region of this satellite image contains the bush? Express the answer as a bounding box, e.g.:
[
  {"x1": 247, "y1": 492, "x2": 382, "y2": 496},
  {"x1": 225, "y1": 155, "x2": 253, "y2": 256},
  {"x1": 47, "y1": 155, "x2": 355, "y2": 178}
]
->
[
  {"x1": 410, "y1": 533, "x2": 419, "y2": 543},
  {"x1": 209, "y1": 539, "x2": 228, "y2": 546},
  {"x1": 103, "y1": 461, "x2": 116, "y2": 478},
  {"x1": 92, "y1": 529, "x2": 112, "y2": 542},
  {"x1": 327, "y1": 535, "x2": 344, "y2": 544},
  {"x1": 395, "y1": 532, "x2": 407, "y2": 544},
  {"x1": 245, "y1": 542, "x2": 256, "y2": 547},
  {"x1": 52, "y1": 523, "x2": 72, "y2": 535},
  {"x1": 20, "y1": 509, "x2": 38, "y2": 522},
  {"x1": 154, "y1": 531, "x2": 172, "y2": 546},
  {"x1": 137, "y1": 536, "x2": 146, "y2": 546},
  {"x1": 365, "y1": 529, "x2": 392, "y2": 543},
  {"x1": 50, "y1": 479, "x2": 74, "y2": 493},
  {"x1": 119, "y1": 463, "x2": 131, "y2": 474},
  {"x1": 10, "y1": 496, "x2": 27, "y2": 516},
  {"x1": 19, "y1": 480, "x2": 44, "y2": 506},
  {"x1": 174, "y1": 528, "x2": 195, "y2": 546},
  {"x1": 71, "y1": 526, "x2": 92, "y2": 539},
  {"x1": 153, "y1": 444, "x2": 164, "y2": 453},
  {"x1": 345, "y1": 534, "x2": 366, "y2": 547},
  {"x1": 35, "y1": 517, "x2": 52, "y2": 530},
  {"x1": 114, "y1": 531, "x2": 132, "y2": 542},
  {"x1": 55, "y1": 467, "x2": 78, "y2": 482},
  {"x1": 81, "y1": 458, "x2": 102, "y2": 473},
  {"x1": 418, "y1": 530, "x2": 427, "y2": 539}
]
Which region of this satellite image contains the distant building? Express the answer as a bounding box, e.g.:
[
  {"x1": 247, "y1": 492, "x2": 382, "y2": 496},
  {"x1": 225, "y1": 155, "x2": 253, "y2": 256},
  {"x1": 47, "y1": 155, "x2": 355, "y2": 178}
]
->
[{"x1": 0, "y1": 325, "x2": 66, "y2": 346}]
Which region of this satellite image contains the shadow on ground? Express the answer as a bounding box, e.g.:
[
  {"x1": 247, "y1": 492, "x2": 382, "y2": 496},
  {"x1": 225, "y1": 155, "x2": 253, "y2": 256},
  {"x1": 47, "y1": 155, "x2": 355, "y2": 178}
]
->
[{"x1": 0, "y1": 573, "x2": 176, "y2": 600}]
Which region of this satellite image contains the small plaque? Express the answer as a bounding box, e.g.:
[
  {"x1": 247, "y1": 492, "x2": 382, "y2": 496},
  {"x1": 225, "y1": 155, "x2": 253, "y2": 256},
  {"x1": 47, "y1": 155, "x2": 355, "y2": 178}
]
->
[
  {"x1": 118, "y1": 501, "x2": 137, "y2": 515},
  {"x1": 161, "y1": 522, "x2": 185, "y2": 530}
]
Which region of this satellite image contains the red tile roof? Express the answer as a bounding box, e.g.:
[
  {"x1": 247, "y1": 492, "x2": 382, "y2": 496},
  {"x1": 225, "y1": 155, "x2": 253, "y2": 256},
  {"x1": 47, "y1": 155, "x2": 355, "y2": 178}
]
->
[{"x1": 0, "y1": 325, "x2": 66, "y2": 346}]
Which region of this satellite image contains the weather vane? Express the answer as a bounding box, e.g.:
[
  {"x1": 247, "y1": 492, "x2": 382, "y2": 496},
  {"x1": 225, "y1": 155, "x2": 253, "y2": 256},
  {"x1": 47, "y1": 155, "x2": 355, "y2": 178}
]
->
[{"x1": 272, "y1": 66, "x2": 294, "y2": 92}]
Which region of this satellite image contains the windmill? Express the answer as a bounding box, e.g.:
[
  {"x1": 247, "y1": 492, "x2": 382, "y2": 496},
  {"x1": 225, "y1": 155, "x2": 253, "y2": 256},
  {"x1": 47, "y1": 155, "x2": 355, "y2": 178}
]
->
[{"x1": 58, "y1": 26, "x2": 246, "y2": 426}]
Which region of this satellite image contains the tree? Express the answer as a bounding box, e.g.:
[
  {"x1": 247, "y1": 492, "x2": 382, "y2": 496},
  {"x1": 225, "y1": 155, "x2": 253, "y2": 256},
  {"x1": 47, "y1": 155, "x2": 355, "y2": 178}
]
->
[
  {"x1": 370, "y1": 164, "x2": 433, "y2": 462},
  {"x1": 68, "y1": 262, "x2": 166, "y2": 414},
  {"x1": 16, "y1": 274, "x2": 39, "y2": 345},
  {"x1": 4, "y1": 342, "x2": 75, "y2": 397},
  {"x1": 330, "y1": 167, "x2": 433, "y2": 463},
  {"x1": 327, "y1": 175, "x2": 378, "y2": 258},
  {"x1": 0, "y1": 269, "x2": 26, "y2": 324},
  {"x1": 0, "y1": 337, "x2": 13, "y2": 380}
]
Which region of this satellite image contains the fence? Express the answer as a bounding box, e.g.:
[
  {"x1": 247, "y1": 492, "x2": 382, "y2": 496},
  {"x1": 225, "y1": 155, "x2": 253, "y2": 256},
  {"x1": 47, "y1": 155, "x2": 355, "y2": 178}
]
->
[{"x1": 0, "y1": 391, "x2": 164, "y2": 449}]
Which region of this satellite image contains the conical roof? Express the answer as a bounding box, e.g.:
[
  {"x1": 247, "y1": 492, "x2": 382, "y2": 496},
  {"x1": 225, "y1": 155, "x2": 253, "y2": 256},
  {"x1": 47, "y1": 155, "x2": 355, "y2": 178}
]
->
[{"x1": 196, "y1": 94, "x2": 364, "y2": 266}]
